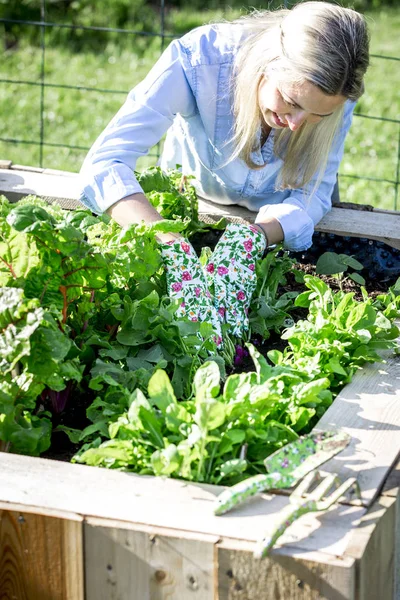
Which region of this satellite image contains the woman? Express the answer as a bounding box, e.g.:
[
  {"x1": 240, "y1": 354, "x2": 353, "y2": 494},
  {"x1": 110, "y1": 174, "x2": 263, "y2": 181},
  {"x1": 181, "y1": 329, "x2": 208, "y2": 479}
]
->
[{"x1": 79, "y1": 2, "x2": 369, "y2": 339}]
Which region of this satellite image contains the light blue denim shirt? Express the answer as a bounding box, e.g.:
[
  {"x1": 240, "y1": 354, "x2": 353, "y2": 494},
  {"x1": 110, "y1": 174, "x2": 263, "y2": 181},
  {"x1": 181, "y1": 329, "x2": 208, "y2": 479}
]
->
[{"x1": 80, "y1": 23, "x2": 355, "y2": 251}]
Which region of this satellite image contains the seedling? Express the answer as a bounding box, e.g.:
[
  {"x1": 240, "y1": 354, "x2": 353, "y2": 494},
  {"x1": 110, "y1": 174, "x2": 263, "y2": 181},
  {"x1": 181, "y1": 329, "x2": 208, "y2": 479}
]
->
[{"x1": 316, "y1": 251, "x2": 365, "y2": 288}]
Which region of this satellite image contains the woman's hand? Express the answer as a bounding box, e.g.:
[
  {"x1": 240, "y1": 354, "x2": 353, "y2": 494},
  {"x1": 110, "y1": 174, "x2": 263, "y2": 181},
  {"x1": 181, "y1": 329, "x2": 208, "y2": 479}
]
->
[
  {"x1": 205, "y1": 223, "x2": 267, "y2": 338},
  {"x1": 253, "y1": 216, "x2": 284, "y2": 246},
  {"x1": 158, "y1": 237, "x2": 222, "y2": 346}
]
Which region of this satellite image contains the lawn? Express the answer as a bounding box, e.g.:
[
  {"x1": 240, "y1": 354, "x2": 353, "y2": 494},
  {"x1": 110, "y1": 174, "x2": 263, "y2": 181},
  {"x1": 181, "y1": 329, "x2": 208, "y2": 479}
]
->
[{"x1": 0, "y1": 6, "x2": 399, "y2": 208}]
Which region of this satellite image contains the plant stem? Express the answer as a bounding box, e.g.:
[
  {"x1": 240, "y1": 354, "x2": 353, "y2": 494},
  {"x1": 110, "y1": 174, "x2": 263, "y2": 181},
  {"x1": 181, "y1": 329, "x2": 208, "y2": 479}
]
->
[
  {"x1": 196, "y1": 435, "x2": 207, "y2": 482},
  {"x1": 206, "y1": 442, "x2": 218, "y2": 482},
  {"x1": 0, "y1": 441, "x2": 11, "y2": 453},
  {"x1": 59, "y1": 284, "x2": 68, "y2": 323},
  {"x1": 0, "y1": 255, "x2": 17, "y2": 278}
]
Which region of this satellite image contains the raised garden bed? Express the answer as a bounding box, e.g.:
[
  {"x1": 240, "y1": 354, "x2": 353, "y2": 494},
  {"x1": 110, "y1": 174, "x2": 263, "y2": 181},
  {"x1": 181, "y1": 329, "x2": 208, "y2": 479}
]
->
[
  {"x1": 0, "y1": 163, "x2": 400, "y2": 599},
  {"x1": 1, "y1": 361, "x2": 399, "y2": 599}
]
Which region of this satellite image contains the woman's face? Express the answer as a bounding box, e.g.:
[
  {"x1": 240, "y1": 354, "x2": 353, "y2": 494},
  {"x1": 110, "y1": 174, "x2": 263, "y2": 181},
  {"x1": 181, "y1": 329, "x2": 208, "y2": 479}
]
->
[{"x1": 258, "y1": 75, "x2": 346, "y2": 132}]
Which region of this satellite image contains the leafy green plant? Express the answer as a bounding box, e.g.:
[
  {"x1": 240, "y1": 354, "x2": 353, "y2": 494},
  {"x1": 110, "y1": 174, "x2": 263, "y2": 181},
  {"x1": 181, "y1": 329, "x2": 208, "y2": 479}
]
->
[
  {"x1": 0, "y1": 287, "x2": 81, "y2": 454},
  {"x1": 249, "y1": 247, "x2": 301, "y2": 339},
  {"x1": 0, "y1": 168, "x2": 227, "y2": 454},
  {"x1": 274, "y1": 275, "x2": 398, "y2": 395},
  {"x1": 1, "y1": 173, "x2": 399, "y2": 479},
  {"x1": 136, "y1": 166, "x2": 226, "y2": 237},
  {"x1": 74, "y1": 349, "x2": 333, "y2": 483},
  {"x1": 315, "y1": 251, "x2": 366, "y2": 287},
  {"x1": 73, "y1": 272, "x2": 400, "y2": 483}
]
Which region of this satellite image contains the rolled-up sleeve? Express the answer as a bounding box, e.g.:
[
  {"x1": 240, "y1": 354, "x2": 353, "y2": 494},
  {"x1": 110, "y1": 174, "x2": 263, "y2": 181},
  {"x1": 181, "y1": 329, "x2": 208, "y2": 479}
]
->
[
  {"x1": 79, "y1": 40, "x2": 197, "y2": 214},
  {"x1": 256, "y1": 100, "x2": 356, "y2": 251}
]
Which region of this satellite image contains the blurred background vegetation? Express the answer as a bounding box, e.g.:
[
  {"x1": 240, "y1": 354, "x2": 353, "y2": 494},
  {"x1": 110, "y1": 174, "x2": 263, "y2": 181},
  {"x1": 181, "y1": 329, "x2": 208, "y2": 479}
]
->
[{"x1": 0, "y1": 0, "x2": 399, "y2": 209}]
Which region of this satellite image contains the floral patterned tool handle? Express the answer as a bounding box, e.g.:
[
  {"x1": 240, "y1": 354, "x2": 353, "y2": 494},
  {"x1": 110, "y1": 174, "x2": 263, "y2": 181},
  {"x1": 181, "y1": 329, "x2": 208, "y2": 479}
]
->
[
  {"x1": 159, "y1": 238, "x2": 222, "y2": 344},
  {"x1": 214, "y1": 431, "x2": 351, "y2": 516},
  {"x1": 205, "y1": 223, "x2": 266, "y2": 338},
  {"x1": 214, "y1": 473, "x2": 283, "y2": 516}
]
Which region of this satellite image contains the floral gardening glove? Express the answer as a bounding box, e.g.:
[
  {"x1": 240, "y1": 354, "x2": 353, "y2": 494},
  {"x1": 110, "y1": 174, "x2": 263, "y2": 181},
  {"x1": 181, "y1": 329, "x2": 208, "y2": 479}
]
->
[
  {"x1": 205, "y1": 223, "x2": 267, "y2": 338},
  {"x1": 159, "y1": 237, "x2": 222, "y2": 346}
]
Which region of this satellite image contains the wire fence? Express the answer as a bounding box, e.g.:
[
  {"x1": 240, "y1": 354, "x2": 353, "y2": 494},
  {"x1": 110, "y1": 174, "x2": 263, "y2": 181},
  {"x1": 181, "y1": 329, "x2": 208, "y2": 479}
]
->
[{"x1": 0, "y1": 1, "x2": 399, "y2": 208}]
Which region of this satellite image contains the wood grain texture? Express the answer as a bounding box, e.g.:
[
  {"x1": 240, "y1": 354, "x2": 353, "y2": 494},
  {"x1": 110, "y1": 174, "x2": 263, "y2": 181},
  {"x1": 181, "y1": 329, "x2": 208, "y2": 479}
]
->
[
  {"x1": 382, "y1": 459, "x2": 400, "y2": 498},
  {"x1": 217, "y1": 548, "x2": 355, "y2": 600},
  {"x1": 344, "y1": 496, "x2": 396, "y2": 600},
  {"x1": 315, "y1": 208, "x2": 400, "y2": 247},
  {"x1": 85, "y1": 524, "x2": 215, "y2": 600},
  {"x1": 381, "y1": 460, "x2": 400, "y2": 600},
  {"x1": 316, "y1": 347, "x2": 400, "y2": 507},
  {"x1": 2, "y1": 167, "x2": 400, "y2": 246},
  {"x1": 0, "y1": 510, "x2": 84, "y2": 600},
  {"x1": 0, "y1": 452, "x2": 366, "y2": 559},
  {"x1": 0, "y1": 168, "x2": 81, "y2": 206},
  {"x1": 196, "y1": 196, "x2": 400, "y2": 247}
]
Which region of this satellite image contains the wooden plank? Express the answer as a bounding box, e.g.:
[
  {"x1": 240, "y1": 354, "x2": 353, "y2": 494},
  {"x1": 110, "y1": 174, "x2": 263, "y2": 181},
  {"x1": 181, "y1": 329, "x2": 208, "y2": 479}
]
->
[
  {"x1": 85, "y1": 515, "x2": 221, "y2": 545},
  {"x1": 42, "y1": 167, "x2": 80, "y2": 177},
  {"x1": 63, "y1": 518, "x2": 85, "y2": 600},
  {"x1": 381, "y1": 460, "x2": 400, "y2": 600},
  {"x1": 0, "y1": 160, "x2": 12, "y2": 169},
  {"x1": 0, "y1": 500, "x2": 83, "y2": 522},
  {"x1": 84, "y1": 524, "x2": 215, "y2": 600},
  {"x1": 344, "y1": 496, "x2": 396, "y2": 600},
  {"x1": 0, "y1": 452, "x2": 366, "y2": 559},
  {"x1": 84, "y1": 515, "x2": 363, "y2": 573},
  {"x1": 382, "y1": 458, "x2": 400, "y2": 498},
  {"x1": 0, "y1": 167, "x2": 81, "y2": 205},
  {"x1": 11, "y1": 164, "x2": 44, "y2": 174},
  {"x1": 2, "y1": 167, "x2": 400, "y2": 247},
  {"x1": 84, "y1": 522, "x2": 356, "y2": 600},
  {"x1": 84, "y1": 514, "x2": 360, "y2": 578},
  {"x1": 198, "y1": 197, "x2": 257, "y2": 222},
  {"x1": 217, "y1": 548, "x2": 355, "y2": 600},
  {"x1": 316, "y1": 347, "x2": 400, "y2": 507},
  {"x1": 197, "y1": 197, "x2": 400, "y2": 249},
  {"x1": 0, "y1": 510, "x2": 84, "y2": 599},
  {"x1": 315, "y1": 209, "x2": 400, "y2": 250}
]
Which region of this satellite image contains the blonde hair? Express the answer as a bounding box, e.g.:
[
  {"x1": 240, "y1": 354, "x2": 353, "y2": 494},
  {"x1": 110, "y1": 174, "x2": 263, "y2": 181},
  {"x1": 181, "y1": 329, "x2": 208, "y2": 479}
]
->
[{"x1": 230, "y1": 2, "x2": 370, "y2": 191}]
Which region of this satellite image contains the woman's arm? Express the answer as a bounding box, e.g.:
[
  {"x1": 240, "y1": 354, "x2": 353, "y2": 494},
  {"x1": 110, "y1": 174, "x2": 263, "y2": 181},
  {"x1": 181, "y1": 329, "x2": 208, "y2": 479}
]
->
[
  {"x1": 79, "y1": 39, "x2": 196, "y2": 217},
  {"x1": 106, "y1": 193, "x2": 181, "y2": 243},
  {"x1": 256, "y1": 101, "x2": 356, "y2": 251},
  {"x1": 106, "y1": 193, "x2": 161, "y2": 226}
]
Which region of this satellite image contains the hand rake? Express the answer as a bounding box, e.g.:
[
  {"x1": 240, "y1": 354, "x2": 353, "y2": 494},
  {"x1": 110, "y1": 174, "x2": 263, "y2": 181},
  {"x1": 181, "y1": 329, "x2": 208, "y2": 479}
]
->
[
  {"x1": 254, "y1": 470, "x2": 361, "y2": 558},
  {"x1": 214, "y1": 430, "x2": 351, "y2": 516}
]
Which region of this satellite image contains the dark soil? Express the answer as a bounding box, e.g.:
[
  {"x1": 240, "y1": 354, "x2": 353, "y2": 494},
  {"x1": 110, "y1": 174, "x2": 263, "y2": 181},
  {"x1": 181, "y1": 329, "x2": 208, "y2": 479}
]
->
[{"x1": 191, "y1": 228, "x2": 222, "y2": 252}]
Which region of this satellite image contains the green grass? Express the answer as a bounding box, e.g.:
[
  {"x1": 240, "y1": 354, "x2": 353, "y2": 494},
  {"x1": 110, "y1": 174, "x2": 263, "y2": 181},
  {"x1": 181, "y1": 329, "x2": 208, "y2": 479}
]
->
[
  {"x1": 339, "y1": 9, "x2": 400, "y2": 209},
  {"x1": 0, "y1": 7, "x2": 399, "y2": 208}
]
